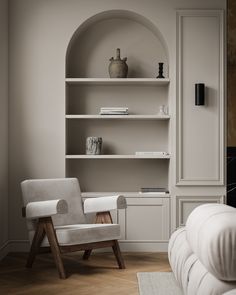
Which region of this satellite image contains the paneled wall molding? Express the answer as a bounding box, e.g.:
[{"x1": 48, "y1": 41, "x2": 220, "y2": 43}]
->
[
  {"x1": 175, "y1": 195, "x2": 225, "y2": 227},
  {"x1": 176, "y1": 10, "x2": 225, "y2": 186},
  {"x1": 0, "y1": 240, "x2": 29, "y2": 259}
]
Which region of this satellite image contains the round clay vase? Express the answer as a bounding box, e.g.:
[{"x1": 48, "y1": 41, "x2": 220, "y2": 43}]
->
[{"x1": 109, "y1": 48, "x2": 128, "y2": 78}]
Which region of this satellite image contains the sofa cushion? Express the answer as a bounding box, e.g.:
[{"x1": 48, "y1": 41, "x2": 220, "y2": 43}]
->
[
  {"x1": 186, "y1": 204, "x2": 236, "y2": 281},
  {"x1": 29, "y1": 223, "x2": 120, "y2": 246},
  {"x1": 169, "y1": 227, "x2": 236, "y2": 295},
  {"x1": 168, "y1": 227, "x2": 193, "y2": 291},
  {"x1": 223, "y1": 290, "x2": 236, "y2": 295}
]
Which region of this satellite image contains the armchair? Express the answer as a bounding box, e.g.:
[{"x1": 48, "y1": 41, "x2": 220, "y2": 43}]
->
[{"x1": 21, "y1": 178, "x2": 127, "y2": 279}]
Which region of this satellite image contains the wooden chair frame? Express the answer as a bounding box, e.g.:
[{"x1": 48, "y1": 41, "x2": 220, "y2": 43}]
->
[{"x1": 23, "y1": 211, "x2": 125, "y2": 279}]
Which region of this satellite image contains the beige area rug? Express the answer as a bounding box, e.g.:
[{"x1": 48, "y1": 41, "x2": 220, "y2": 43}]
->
[{"x1": 137, "y1": 272, "x2": 183, "y2": 295}]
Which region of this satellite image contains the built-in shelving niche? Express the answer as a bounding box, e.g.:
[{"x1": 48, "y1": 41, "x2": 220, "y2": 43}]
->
[{"x1": 65, "y1": 10, "x2": 170, "y2": 193}]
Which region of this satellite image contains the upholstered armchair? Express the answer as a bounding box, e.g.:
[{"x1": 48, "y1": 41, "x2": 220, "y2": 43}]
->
[{"x1": 21, "y1": 178, "x2": 127, "y2": 279}]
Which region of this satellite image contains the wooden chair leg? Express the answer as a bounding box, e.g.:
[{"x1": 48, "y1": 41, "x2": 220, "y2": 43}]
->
[
  {"x1": 83, "y1": 249, "x2": 92, "y2": 260},
  {"x1": 83, "y1": 212, "x2": 113, "y2": 260},
  {"x1": 26, "y1": 219, "x2": 45, "y2": 268},
  {"x1": 112, "y1": 240, "x2": 125, "y2": 269},
  {"x1": 44, "y1": 217, "x2": 67, "y2": 279}
]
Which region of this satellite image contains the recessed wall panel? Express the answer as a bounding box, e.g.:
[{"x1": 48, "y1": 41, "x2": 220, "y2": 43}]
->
[{"x1": 177, "y1": 10, "x2": 225, "y2": 185}]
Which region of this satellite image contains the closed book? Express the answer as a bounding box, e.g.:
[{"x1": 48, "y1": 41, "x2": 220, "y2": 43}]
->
[
  {"x1": 100, "y1": 107, "x2": 128, "y2": 111},
  {"x1": 141, "y1": 187, "x2": 169, "y2": 193},
  {"x1": 135, "y1": 151, "x2": 169, "y2": 156}
]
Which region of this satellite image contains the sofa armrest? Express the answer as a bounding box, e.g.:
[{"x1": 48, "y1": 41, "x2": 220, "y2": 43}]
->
[
  {"x1": 83, "y1": 195, "x2": 127, "y2": 214},
  {"x1": 25, "y1": 199, "x2": 68, "y2": 219}
]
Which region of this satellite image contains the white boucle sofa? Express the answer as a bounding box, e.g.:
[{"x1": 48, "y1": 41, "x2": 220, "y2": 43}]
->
[{"x1": 168, "y1": 204, "x2": 236, "y2": 295}]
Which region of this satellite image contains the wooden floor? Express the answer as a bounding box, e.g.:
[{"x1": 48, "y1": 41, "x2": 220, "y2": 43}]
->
[{"x1": 0, "y1": 252, "x2": 171, "y2": 294}]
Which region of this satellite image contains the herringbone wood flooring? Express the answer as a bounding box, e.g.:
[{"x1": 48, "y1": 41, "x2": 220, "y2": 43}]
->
[{"x1": 0, "y1": 252, "x2": 171, "y2": 294}]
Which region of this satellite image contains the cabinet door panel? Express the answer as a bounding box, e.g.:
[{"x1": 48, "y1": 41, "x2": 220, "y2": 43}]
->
[{"x1": 119, "y1": 198, "x2": 170, "y2": 241}]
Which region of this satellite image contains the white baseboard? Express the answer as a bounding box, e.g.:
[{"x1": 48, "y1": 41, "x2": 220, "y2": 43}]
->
[
  {"x1": 7, "y1": 240, "x2": 30, "y2": 252},
  {"x1": 0, "y1": 239, "x2": 167, "y2": 260},
  {"x1": 0, "y1": 239, "x2": 30, "y2": 260},
  {"x1": 120, "y1": 241, "x2": 168, "y2": 252}
]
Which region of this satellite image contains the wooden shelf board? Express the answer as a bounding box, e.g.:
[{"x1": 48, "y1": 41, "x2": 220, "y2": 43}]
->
[
  {"x1": 65, "y1": 78, "x2": 170, "y2": 85},
  {"x1": 66, "y1": 154, "x2": 170, "y2": 159},
  {"x1": 65, "y1": 114, "x2": 170, "y2": 120}
]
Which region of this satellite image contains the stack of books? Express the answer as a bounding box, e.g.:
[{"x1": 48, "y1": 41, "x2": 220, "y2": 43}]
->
[
  {"x1": 100, "y1": 107, "x2": 129, "y2": 115},
  {"x1": 140, "y1": 187, "x2": 169, "y2": 194}
]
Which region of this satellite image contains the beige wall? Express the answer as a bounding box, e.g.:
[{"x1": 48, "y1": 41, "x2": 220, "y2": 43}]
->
[
  {"x1": 0, "y1": 0, "x2": 8, "y2": 252},
  {"x1": 8, "y1": 0, "x2": 226, "y2": 243}
]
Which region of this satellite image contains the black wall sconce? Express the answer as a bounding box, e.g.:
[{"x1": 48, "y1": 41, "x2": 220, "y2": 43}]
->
[{"x1": 195, "y1": 83, "x2": 205, "y2": 106}]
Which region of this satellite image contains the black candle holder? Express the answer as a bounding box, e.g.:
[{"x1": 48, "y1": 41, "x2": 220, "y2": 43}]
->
[{"x1": 156, "y1": 62, "x2": 165, "y2": 79}]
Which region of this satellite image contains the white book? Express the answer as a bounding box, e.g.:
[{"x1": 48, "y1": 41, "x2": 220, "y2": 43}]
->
[
  {"x1": 100, "y1": 113, "x2": 129, "y2": 115},
  {"x1": 101, "y1": 107, "x2": 128, "y2": 110},
  {"x1": 100, "y1": 110, "x2": 128, "y2": 112},
  {"x1": 100, "y1": 109, "x2": 128, "y2": 112},
  {"x1": 135, "y1": 151, "x2": 169, "y2": 156},
  {"x1": 100, "y1": 111, "x2": 129, "y2": 115},
  {"x1": 139, "y1": 191, "x2": 167, "y2": 195}
]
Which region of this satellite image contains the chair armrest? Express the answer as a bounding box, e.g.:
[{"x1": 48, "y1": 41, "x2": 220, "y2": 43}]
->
[
  {"x1": 25, "y1": 199, "x2": 68, "y2": 219},
  {"x1": 83, "y1": 195, "x2": 127, "y2": 214}
]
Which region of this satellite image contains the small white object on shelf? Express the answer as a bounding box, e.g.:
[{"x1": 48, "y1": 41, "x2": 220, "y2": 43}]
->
[{"x1": 158, "y1": 105, "x2": 168, "y2": 115}]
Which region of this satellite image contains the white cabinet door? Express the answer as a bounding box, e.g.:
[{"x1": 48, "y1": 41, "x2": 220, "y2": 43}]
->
[{"x1": 118, "y1": 197, "x2": 170, "y2": 251}]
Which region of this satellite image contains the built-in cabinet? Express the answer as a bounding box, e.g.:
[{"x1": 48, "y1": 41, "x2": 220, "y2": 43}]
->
[{"x1": 65, "y1": 9, "x2": 226, "y2": 251}]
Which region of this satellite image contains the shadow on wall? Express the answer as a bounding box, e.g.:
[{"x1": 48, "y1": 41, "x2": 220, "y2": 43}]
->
[{"x1": 227, "y1": 0, "x2": 236, "y2": 207}]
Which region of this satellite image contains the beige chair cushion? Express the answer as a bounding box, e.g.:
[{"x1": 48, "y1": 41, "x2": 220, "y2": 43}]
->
[
  {"x1": 21, "y1": 178, "x2": 87, "y2": 231},
  {"x1": 29, "y1": 223, "x2": 120, "y2": 246}
]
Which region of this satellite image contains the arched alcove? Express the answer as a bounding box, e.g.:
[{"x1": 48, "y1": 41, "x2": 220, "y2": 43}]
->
[{"x1": 66, "y1": 10, "x2": 169, "y2": 78}]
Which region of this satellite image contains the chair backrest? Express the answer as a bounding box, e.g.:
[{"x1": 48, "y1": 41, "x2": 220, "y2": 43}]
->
[{"x1": 21, "y1": 178, "x2": 87, "y2": 231}]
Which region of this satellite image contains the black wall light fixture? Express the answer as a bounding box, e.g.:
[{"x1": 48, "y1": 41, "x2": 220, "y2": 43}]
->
[{"x1": 195, "y1": 83, "x2": 205, "y2": 105}]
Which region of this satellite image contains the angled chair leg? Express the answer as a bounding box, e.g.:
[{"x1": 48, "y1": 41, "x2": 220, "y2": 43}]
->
[
  {"x1": 44, "y1": 217, "x2": 67, "y2": 279},
  {"x1": 26, "y1": 219, "x2": 45, "y2": 268},
  {"x1": 83, "y1": 249, "x2": 92, "y2": 260},
  {"x1": 83, "y1": 211, "x2": 113, "y2": 260},
  {"x1": 112, "y1": 240, "x2": 125, "y2": 269}
]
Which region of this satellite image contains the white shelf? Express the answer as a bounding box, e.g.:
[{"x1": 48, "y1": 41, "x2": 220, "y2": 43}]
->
[
  {"x1": 65, "y1": 78, "x2": 170, "y2": 85},
  {"x1": 66, "y1": 154, "x2": 170, "y2": 159},
  {"x1": 81, "y1": 192, "x2": 170, "y2": 198},
  {"x1": 66, "y1": 114, "x2": 170, "y2": 120}
]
